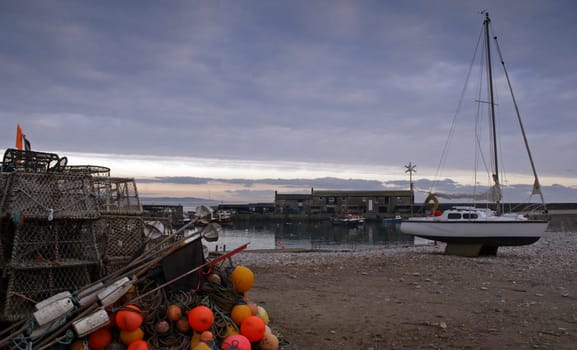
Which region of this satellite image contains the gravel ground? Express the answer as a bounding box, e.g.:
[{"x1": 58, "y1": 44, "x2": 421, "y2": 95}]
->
[{"x1": 232, "y1": 232, "x2": 577, "y2": 349}]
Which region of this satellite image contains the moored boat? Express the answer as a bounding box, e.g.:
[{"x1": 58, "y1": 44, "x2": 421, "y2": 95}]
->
[
  {"x1": 400, "y1": 12, "x2": 549, "y2": 256},
  {"x1": 331, "y1": 212, "x2": 365, "y2": 226}
]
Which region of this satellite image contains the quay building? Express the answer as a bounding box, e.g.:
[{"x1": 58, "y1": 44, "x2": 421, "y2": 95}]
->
[
  {"x1": 275, "y1": 189, "x2": 412, "y2": 218},
  {"x1": 219, "y1": 189, "x2": 414, "y2": 220}
]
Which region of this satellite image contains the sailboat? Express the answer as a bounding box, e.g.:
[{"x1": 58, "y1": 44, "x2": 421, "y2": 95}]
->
[{"x1": 400, "y1": 12, "x2": 549, "y2": 256}]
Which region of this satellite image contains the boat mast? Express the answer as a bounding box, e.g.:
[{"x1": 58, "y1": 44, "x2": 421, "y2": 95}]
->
[
  {"x1": 493, "y1": 35, "x2": 548, "y2": 213},
  {"x1": 484, "y1": 12, "x2": 502, "y2": 215}
]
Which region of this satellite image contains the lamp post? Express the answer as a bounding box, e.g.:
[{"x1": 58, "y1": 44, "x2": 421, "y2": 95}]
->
[{"x1": 404, "y1": 162, "x2": 416, "y2": 216}]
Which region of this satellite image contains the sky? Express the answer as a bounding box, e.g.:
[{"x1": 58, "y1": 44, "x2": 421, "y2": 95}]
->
[{"x1": 1, "y1": 0, "x2": 576, "y2": 204}]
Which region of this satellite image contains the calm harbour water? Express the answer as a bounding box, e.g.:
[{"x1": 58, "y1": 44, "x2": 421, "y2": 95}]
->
[{"x1": 203, "y1": 220, "x2": 426, "y2": 251}]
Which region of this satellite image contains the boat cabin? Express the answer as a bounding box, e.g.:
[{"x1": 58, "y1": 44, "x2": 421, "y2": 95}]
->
[{"x1": 436, "y1": 207, "x2": 495, "y2": 221}]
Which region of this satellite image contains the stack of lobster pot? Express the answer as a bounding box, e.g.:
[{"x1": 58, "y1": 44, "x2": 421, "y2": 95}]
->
[{"x1": 0, "y1": 153, "x2": 103, "y2": 322}]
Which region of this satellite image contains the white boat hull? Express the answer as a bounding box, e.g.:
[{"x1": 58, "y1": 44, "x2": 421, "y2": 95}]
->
[{"x1": 401, "y1": 219, "x2": 548, "y2": 246}]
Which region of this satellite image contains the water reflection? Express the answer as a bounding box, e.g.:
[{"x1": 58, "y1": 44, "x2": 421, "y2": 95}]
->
[{"x1": 203, "y1": 220, "x2": 419, "y2": 251}]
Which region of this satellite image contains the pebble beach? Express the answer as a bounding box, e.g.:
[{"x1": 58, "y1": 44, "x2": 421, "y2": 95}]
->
[{"x1": 232, "y1": 232, "x2": 577, "y2": 349}]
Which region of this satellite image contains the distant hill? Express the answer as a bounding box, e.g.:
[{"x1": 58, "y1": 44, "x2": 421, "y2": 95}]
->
[{"x1": 140, "y1": 197, "x2": 221, "y2": 210}]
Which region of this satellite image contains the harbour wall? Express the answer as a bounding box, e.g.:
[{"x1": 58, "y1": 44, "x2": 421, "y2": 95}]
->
[{"x1": 233, "y1": 211, "x2": 577, "y2": 232}]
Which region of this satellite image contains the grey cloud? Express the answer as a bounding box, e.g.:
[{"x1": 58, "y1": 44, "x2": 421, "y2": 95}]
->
[{"x1": 1, "y1": 0, "x2": 576, "y2": 200}]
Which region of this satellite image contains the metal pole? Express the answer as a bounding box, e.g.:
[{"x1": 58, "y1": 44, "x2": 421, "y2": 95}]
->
[{"x1": 404, "y1": 162, "x2": 416, "y2": 216}]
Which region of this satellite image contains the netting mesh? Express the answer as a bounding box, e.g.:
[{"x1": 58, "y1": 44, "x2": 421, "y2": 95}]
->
[
  {"x1": 2, "y1": 265, "x2": 94, "y2": 321},
  {"x1": 98, "y1": 215, "x2": 144, "y2": 258},
  {"x1": 4, "y1": 172, "x2": 99, "y2": 220},
  {"x1": 93, "y1": 177, "x2": 142, "y2": 215},
  {"x1": 9, "y1": 220, "x2": 101, "y2": 267}
]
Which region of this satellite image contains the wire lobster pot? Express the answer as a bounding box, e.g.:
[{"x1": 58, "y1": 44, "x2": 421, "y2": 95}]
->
[
  {"x1": 97, "y1": 214, "x2": 145, "y2": 260},
  {"x1": 1, "y1": 264, "x2": 95, "y2": 322},
  {"x1": 8, "y1": 219, "x2": 101, "y2": 268},
  {"x1": 63, "y1": 165, "x2": 111, "y2": 177},
  {"x1": 92, "y1": 177, "x2": 142, "y2": 215},
  {"x1": 2, "y1": 172, "x2": 100, "y2": 220}
]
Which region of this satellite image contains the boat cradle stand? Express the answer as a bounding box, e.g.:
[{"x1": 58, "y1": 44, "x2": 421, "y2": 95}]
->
[{"x1": 444, "y1": 243, "x2": 498, "y2": 257}]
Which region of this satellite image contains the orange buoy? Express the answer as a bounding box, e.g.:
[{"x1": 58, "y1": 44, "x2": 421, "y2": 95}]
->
[
  {"x1": 221, "y1": 334, "x2": 251, "y2": 350},
  {"x1": 240, "y1": 315, "x2": 266, "y2": 342},
  {"x1": 87, "y1": 327, "x2": 112, "y2": 350},
  {"x1": 167, "y1": 304, "x2": 182, "y2": 321},
  {"x1": 176, "y1": 317, "x2": 190, "y2": 333},
  {"x1": 127, "y1": 340, "x2": 150, "y2": 350},
  {"x1": 230, "y1": 266, "x2": 254, "y2": 293},
  {"x1": 69, "y1": 340, "x2": 84, "y2": 350},
  {"x1": 199, "y1": 331, "x2": 213, "y2": 343},
  {"x1": 259, "y1": 332, "x2": 280, "y2": 350},
  {"x1": 230, "y1": 304, "x2": 252, "y2": 326},
  {"x1": 187, "y1": 305, "x2": 214, "y2": 332},
  {"x1": 119, "y1": 327, "x2": 144, "y2": 345},
  {"x1": 115, "y1": 305, "x2": 143, "y2": 332},
  {"x1": 207, "y1": 273, "x2": 221, "y2": 284}
]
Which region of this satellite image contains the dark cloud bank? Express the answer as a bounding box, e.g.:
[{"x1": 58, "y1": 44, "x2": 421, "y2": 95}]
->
[{"x1": 138, "y1": 176, "x2": 577, "y2": 203}]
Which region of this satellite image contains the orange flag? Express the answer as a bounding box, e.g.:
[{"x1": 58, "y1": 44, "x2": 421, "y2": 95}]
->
[{"x1": 16, "y1": 124, "x2": 24, "y2": 150}]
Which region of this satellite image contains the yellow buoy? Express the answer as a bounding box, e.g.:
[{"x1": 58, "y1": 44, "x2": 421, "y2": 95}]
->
[
  {"x1": 230, "y1": 304, "x2": 252, "y2": 326},
  {"x1": 225, "y1": 321, "x2": 239, "y2": 337},
  {"x1": 190, "y1": 331, "x2": 201, "y2": 349},
  {"x1": 257, "y1": 305, "x2": 270, "y2": 325},
  {"x1": 230, "y1": 266, "x2": 254, "y2": 293},
  {"x1": 119, "y1": 327, "x2": 144, "y2": 345},
  {"x1": 192, "y1": 343, "x2": 211, "y2": 350}
]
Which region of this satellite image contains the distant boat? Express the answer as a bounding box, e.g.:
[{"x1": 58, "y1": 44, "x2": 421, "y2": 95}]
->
[
  {"x1": 196, "y1": 209, "x2": 235, "y2": 226},
  {"x1": 382, "y1": 215, "x2": 402, "y2": 224},
  {"x1": 400, "y1": 13, "x2": 548, "y2": 256},
  {"x1": 331, "y1": 212, "x2": 365, "y2": 226}
]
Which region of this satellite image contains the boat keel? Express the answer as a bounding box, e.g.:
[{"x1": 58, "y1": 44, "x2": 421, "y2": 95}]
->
[{"x1": 444, "y1": 243, "x2": 499, "y2": 257}]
